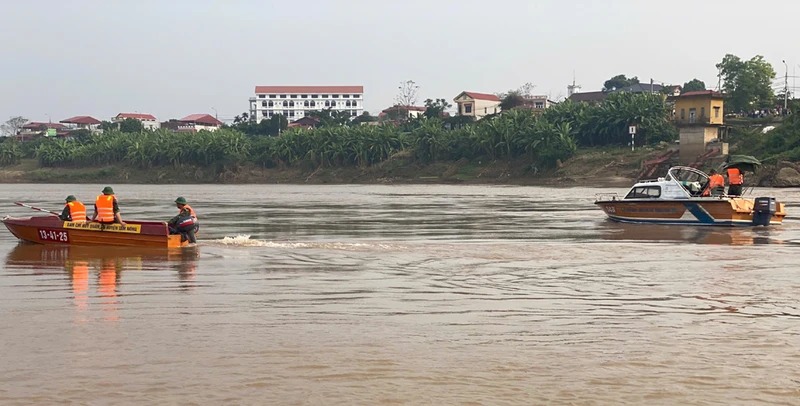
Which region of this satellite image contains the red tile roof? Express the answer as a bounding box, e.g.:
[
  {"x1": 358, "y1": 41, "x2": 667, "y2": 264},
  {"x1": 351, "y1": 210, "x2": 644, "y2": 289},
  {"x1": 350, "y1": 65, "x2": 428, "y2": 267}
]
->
[
  {"x1": 679, "y1": 90, "x2": 724, "y2": 98},
  {"x1": 60, "y1": 115, "x2": 101, "y2": 125},
  {"x1": 116, "y1": 112, "x2": 157, "y2": 120},
  {"x1": 22, "y1": 122, "x2": 67, "y2": 130},
  {"x1": 180, "y1": 114, "x2": 223, "y2": 126},
  {"x1": 255, "y1": 85, "x2": 364, "y2": 94},
  {"x1": 458, "y1": 91, "x2": 501, "y2": 102}
]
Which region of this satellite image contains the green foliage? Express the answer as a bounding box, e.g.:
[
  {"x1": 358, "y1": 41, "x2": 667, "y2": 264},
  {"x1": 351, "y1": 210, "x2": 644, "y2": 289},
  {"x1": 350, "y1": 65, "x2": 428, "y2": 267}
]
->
[
  {"x1": 682, "y1": 79, "x2": 706, "y2": 92},
  {"x1": 119, "y1": 118, "x2": 144, "y2": 133},
  {"x1": 0, "y1": 139, "x2": 22, "y2": 166},
  {"x1": 499, "y1": 91, "x2": 526, "y2": 111},
  {"x1": 735, "y1": 114, "x2": 800, "y2": 161},
  {"x1": 423, "y1": 98, "x2": 452, "y2": 119},
  {"x1": 603, "y1": 74, "x2": 640, "y2": 91},
  {"x1": 716, "y1": 54, "x2": 776, "y2": 112}
]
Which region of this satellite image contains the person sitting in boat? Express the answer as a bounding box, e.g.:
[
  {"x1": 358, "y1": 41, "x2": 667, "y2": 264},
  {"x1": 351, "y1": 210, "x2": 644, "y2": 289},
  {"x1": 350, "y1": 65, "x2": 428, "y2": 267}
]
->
[
  {"x1": 91, "y1": 186, "x2": 126, "y2": 226},
  {"x1": 59, "y1": 195, "x2": 87, "y2": 222},
  {"x1": 726, "y1": 166, "x2": 744, "y2": 196},
  {"x1": 702, "y1": 169, "x2": 725, "y2": 197},
  {"x1": 168, "y1": 196, "x2": 198, "y2": 244}
]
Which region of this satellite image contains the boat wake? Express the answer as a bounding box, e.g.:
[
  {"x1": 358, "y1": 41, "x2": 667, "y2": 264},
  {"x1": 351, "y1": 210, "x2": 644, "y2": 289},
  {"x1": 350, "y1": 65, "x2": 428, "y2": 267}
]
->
[{"x1": 211, "y1": 234, "x2": 405, "y2": 251}]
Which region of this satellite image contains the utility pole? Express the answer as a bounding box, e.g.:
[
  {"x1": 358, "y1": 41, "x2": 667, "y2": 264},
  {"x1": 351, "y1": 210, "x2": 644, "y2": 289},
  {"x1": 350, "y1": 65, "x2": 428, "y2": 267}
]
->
[
  {"x1": 783, "y1": 60, "x2": 789, "y2": 110},
  {"x1": 650, "y1": 78, "x2": 654, "y2": 94}
]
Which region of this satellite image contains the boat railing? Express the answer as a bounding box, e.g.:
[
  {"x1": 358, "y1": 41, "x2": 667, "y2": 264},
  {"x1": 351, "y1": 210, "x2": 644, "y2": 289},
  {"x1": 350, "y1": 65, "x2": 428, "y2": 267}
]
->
[{"x1": 595, "y1": 193, "x2": 621, "y2": 202}]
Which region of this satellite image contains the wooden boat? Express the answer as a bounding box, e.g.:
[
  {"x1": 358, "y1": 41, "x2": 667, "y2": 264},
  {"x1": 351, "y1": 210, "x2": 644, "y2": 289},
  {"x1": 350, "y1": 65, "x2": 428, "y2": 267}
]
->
[
  {"x1": 594, "y1": 166, "x2": 786, "y2": 226},
  {"x1": 2, "y1": 215, "x2": 190, "y2": 248}
]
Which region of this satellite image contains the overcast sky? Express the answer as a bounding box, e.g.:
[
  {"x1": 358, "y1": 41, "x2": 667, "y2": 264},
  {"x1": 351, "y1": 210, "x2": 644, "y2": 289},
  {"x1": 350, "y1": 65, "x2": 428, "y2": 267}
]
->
[{"x1": 1, "y1": 0, "x2": 797, "y2": 123}]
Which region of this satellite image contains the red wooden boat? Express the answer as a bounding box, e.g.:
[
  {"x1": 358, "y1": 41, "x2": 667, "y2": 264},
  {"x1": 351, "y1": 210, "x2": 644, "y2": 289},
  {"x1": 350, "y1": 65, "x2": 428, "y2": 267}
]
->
[{"x1": 2, "y1": 215, "x2": 190, "y2": 248}]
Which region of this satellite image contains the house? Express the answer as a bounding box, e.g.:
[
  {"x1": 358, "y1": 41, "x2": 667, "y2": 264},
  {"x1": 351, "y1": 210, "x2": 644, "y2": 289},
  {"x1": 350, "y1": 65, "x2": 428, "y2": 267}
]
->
[
  {"x1": 249, "y1": 85, "x2": 364, "y2": 123},
  {"x1": 287, "y1": 116, "x2": 321, "y2": 130},
  {"x1": 113, "y1": 113, "x2": 160, "y2": 130},
  {"x1": 567, "y1": 91, "x2": 607, "y2": 104},
  {"x1": 453, "y1": 91, "x2": 501, "y2": 119},
  {"x1": 615, "y1": 83, "x2": 664, "y2": 93},
  {"x1": 669, "y1": 90, "x2": 727, "y2": 164},
  {"x1": 379, "y1": 105, "x2": 427, "y2": 121},
  {"x1": 17, "y1": 122, "x2": 68, "y2": 140},
  {"x1": 520, "y1": 95, "x2": 557, "y2": 111},
  {"x1": 59, "y1": 116, "x2": 102, "y2": 133},
  {"x1": 178, "y1": 114, "x2": 223, "y2": 132}
]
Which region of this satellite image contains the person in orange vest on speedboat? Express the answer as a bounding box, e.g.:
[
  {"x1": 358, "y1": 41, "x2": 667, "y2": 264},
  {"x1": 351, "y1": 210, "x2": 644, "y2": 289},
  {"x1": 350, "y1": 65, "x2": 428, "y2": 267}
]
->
[
  {"x1": 168, "y1": 196, "x2": 198, "y2": 244},
  {"x1": 702, "y1": 169, "x2": 726, "y2": 197},
  {"x1": 91, "y1": 186, "x2": 126, "y2": 226},
  {"x1": 726, "y1": 166, "x2": 744, "y2": 196},
  {"x1": 59, "y1": 195, "x2": 87, "y2": 221}
]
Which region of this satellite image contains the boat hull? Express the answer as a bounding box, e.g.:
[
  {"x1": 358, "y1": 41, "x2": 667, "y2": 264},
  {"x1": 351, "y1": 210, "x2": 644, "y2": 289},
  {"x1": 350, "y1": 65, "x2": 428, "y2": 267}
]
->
[
  {"x1": 595, "y1": 198, "x2": 786, "y2": 226},
  {"x1": 2, "y1": 216, "x2": 188, "y2": 248}
]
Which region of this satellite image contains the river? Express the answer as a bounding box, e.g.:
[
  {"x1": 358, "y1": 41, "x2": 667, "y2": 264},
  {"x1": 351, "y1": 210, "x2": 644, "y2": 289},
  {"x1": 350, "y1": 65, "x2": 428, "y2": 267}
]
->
[{"x1": 1, "y1": 183, "x2": 799, "y2": 405}]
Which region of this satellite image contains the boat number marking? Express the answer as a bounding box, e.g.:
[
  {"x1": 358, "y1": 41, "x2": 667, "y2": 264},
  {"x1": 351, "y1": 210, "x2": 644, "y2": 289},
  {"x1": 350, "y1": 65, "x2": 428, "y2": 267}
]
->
[
  {"x1": 37, "y1": 228, "x2": 69, "y2": 243},
  {"x1": 604, "y1": 206, "x2": 616, "y2": 214}
]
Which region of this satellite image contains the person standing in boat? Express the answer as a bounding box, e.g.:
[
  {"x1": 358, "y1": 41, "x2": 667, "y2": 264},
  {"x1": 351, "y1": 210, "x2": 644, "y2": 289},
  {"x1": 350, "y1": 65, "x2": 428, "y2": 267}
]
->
[
  {"x1": 59, "y1": 195, "x2": 87, "y2": 222},
  {"x1": 91, "y1": 186, "x2": 126, "y2": 226},
  {"x1": 726, "y1": 166, "x2": 744, "y2": 196},
  {"x1": 168, "y1": 196, "x2": 198, "y2": 244},
  {"x1": 703, "y1": 169, "x2": 725, "y2": 197}
]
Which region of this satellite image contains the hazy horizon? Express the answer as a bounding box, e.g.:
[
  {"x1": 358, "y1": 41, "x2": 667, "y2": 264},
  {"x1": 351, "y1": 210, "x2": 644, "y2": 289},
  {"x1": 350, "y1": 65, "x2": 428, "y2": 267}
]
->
[{"x1": 1, "y1": 0, "x2": 797, "y2": 124}]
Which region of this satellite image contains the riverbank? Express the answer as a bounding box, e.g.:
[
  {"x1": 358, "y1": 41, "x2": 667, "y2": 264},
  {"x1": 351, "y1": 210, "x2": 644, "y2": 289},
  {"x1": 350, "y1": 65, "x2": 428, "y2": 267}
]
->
[
  {"x1": 11, "y1": 145, "x2": 795, "y2": 188},
  {"x1": 0, "y1": 146, "x2": 656, "y2": 187}
]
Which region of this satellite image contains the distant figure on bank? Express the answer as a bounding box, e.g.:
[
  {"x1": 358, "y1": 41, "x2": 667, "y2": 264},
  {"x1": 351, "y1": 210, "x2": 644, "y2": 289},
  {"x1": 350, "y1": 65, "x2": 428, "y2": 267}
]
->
[
  {"x1": 59, "y1": 195, "x2": 87, "y2": 221},
  {"x1": 726, "y1": 166, "x2": 744, "y2": 196},
  {"x1": 91, "y1": 186, "x2": 126, "y2": 226},
  {"x1": 703, "y1": 169, "x2": 725, "y2": 197},
  {"x1": 168, "y1": 196, "x2": 198, "y2": 244}
]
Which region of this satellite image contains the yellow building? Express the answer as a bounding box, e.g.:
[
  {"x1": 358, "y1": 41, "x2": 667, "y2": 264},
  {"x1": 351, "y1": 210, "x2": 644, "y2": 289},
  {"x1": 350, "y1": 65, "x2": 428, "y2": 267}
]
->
[
  {"x1": 673, "y1": 90, "x2": 724, "y2": 125},
  {"x1": 671, "y1": 90, "x2": 728, "y2": 164}
]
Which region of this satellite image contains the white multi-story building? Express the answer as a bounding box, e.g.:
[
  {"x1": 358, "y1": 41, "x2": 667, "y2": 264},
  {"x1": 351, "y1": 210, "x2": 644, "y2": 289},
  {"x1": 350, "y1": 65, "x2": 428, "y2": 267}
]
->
[{"x1": 249, "y1": 86, "x2": 364, "y2": 122}]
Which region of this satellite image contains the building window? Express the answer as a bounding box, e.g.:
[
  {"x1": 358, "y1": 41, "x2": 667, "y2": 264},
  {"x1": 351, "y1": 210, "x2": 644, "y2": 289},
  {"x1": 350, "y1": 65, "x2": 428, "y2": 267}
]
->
[
  {"x1": 321, "y1": 94, "x2": 328, "y2": 98},
  {"x1": 311, "y1": 94, "x2": 318, "y2": 98},
  {"x1": 301, "y1": 94, "x2": 308, "y2": 98},
  {"x1": 534, "y1": 102, "x2": 544, "y2": 109},
  {"x1": 283, "y1": 110, "x2": 289, "y2": 116},
  {"x1": 280, "y1": 94, "x2": 286, "y2": 98},
  {"x1": 282, "y1": 101, "x2": 288, "y2": 107},
  {"x1": 680, "y1": 109, "x2": 685, "y2": 119},
  {"x1": 332, "y1": 94, "x2": 339, "y2": 98},
  {"x1": 261, "y1": 101, "x2": 268, "y2": 107},
  {"x1": 352, "y1": 101, "x2": 358, "y2": 107},
  {"x1": 464, "y1": 103, "x2": 473, "y2": 114},
  {"x1": 269, "y1": 94, "x2": 277, "y2": 98},
  {"x1": 289, "y1": 111, "x2": 295, "y2": 117},
  {"x1": 352, "y1": 111, "x2": 357, "y2": 117},
  {"x1": 353, "y1": 95, "x2": 360, "y2": 98},
  {"x1": 700, "y1": 107, "x2": 705, "y2": 118},
  {"x1": 714, "y1": 106, "x2": 720, "y2": 118},
  {"x1": 345, "y1": 101, "x2": 351, "y2": 107},
  {"x1": 268, "y1": 101, "x2": 274, "y2": 107},
  {"x1": 343, "y1": 95, "x2": 350, "y2": 98},
  {"x1": 290, "y1": 95, "x2": 297, "y2": 99},
  {"x1": 258, "y1": 94, "x2": 265, "y2": 99}
]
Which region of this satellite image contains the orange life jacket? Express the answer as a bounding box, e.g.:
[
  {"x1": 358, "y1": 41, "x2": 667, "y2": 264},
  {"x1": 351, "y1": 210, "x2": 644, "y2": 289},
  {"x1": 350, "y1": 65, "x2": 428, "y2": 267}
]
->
[
  {"x1": 95, "y1": 194, "x2": 116, "y2": 222},
  {"x1": 181, "y1": 204, "x2": 198, "y2": 221},
  {"x1": 727, "y1": 167, "x2": 743, "y2": 185},
  {"x1": 702, "y1": 173, "x2": 726, "y2": 196},
  {"x1": 66, "y1": 201, "x2": 87, "y2": 222}
]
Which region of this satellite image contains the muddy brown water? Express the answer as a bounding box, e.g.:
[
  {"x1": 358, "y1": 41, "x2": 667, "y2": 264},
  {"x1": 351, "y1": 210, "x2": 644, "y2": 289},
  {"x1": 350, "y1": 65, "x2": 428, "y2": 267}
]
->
[{"x1": 1, "y1": 183, "x2": 799, "y2": 405}]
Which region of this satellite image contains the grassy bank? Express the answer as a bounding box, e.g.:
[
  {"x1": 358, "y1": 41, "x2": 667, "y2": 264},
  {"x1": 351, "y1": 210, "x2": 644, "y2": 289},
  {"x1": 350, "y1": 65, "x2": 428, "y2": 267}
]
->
[{"x1": 0, "y1": 146, "x2": 657, "y2": 188}]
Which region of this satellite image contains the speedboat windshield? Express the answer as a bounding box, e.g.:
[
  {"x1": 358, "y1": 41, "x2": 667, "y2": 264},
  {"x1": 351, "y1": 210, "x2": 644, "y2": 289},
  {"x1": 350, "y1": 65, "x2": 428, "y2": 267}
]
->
[{"x1": 667, "y1": 166, "x2": 709, "y2": 196}]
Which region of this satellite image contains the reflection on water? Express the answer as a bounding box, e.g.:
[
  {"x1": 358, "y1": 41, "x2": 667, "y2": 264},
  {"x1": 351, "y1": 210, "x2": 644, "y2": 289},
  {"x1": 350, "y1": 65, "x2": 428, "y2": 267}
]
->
[
  {"x1": 598, "y1": 222, "x2": 781, "y2": 245},
  {"x1": 6, "y1": 243, "x2": 199, "y2": 321}
]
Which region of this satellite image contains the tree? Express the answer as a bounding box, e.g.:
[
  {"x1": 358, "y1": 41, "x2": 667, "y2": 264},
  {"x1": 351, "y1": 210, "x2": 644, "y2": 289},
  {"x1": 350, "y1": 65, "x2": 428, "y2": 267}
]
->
[
  {"x1": 100, "y1": 120, "x2": 117, "y2": 132},
  {"x1": 395, "y1": 80, "x2": 420, "y2": 106},
  {"x1": 352, "y1": 112, "x2": 378, "y2": 126},
  {"x1": 1, "y1": 116, "x2": 28, "y2": 137},
  {"x1": 603, "y1": 74, "x2": 640, "y2": 91},
  {"x1": 423, "y1": 98, "x2": 452, "y2": 118},
  {"x1": 233, "y1": 112, "x2": 251, "y2": 124},
  {"x1": 716, "y1": 54, "x2": 776, "y2": 113},
  {"x1": 682, "y1": 78, "x2": 706, "y2": 92},
  {"x1": 119, "y1": 117, "x2": 144, "y2": 133},
  {"x1": 499, "y1": 91, "x2": 526, "y2": 111}
]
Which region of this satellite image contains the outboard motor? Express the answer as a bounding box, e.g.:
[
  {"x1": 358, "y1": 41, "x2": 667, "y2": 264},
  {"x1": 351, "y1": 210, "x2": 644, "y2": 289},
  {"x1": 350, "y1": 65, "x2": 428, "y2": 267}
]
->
[{"x1": 752, "y1": 197, "x2": 777, "y2": 226}]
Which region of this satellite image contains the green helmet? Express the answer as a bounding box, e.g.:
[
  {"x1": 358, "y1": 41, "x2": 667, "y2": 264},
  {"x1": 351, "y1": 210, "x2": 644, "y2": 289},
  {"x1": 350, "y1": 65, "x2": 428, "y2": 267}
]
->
[
  {"x1": 102, "y1": 186, "x2": 114, "y2": 195},
  {"x1": 175, "y1": 196, "x2": 187, "y2": 205},
  {"x1": 65, "y1": 195, "x2": 77, "y2": 202}
]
